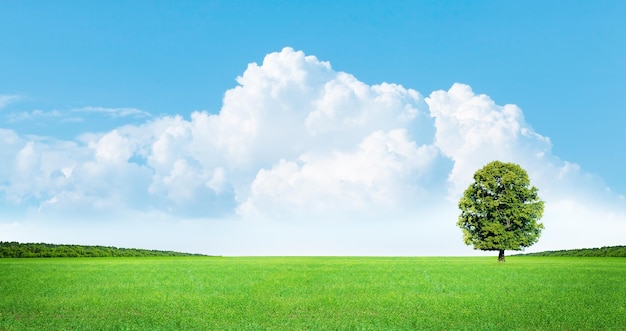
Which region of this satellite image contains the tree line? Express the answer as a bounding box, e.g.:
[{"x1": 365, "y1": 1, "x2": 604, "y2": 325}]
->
[
  {"x1": 0, "y1": 242, "x2": 208, "y2": 258},
  {"x1": 517, "y1": 246, "x2": 626, "y2": 257}
]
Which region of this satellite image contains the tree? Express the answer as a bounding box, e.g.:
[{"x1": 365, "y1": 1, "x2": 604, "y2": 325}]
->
[{"x1": 457, "y1": 161, "x2": 544, "y2": 262}]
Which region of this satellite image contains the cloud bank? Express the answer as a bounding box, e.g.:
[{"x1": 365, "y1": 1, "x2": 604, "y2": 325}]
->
[{"x1": 1, "y1": 48, "x2": 624, "y2": 255}]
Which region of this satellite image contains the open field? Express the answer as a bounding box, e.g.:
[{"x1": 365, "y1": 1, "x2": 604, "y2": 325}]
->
[{"x1": 1, "y1": 256, "x2": 625, "y2": 330}]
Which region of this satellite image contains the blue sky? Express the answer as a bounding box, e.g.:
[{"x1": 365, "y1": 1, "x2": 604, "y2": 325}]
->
[{"x1": 1, "y1": 1, "x2": 625, "y2": 255}]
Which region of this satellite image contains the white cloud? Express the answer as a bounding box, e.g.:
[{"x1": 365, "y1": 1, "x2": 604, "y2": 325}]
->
[
  {"x1": 2, "y1": 136, "x2": 87, "y2": 206},
  {"x1": 4, "y1": 106, "x2": 149, "y2": 125},
  {"x1": 239, "y1": 129, "x2": 440, "y2": 220},
  {"x1": 0, "y1": 48, "x2": 624, "y2": 255},
  {"x1": 0, "y1": 94, "x2": 20, "y2": 109},
  {"x1": 6, "y1": 109, "x2": 68, "y2": 123},
  {"x1": 426, "y1": 83, "x2": 553, "y2": 198},
  {"x1": 91, "y1": 130, "x2": 134, "y2": 164},
  {"x1": 214, "y1": 47, "x2": 425, "y2": 168},
  {"x1": 74, "y1": 106, "x2": 151, "y2": 118}
]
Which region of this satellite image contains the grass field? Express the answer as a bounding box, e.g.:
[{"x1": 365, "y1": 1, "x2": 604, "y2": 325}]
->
[{"x1": 1, "y1": 256, "x2": 625, "y2": 330}]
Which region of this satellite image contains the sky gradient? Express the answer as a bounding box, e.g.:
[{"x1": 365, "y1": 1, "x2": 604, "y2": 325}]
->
[{"x1": 1, "y1": 1, "x2": 625, "y2": 255}]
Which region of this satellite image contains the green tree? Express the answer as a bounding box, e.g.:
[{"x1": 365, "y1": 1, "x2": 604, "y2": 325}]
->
[{"x1": 457, "y1": 161, "x2": 544, "y2": 262}]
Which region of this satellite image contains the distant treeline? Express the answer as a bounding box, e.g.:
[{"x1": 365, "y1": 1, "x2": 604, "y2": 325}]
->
[
  {"x1": 518, "y1": 246, "x2": 626, "y2": 257},
  {"x1": 0, "y1": 242, "x2": 207, "y2": 258}
]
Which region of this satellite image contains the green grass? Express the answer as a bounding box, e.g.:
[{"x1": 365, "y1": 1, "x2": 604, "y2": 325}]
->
[{"x1": 1, "y1": 256, "x2": 625, "y2": 330}]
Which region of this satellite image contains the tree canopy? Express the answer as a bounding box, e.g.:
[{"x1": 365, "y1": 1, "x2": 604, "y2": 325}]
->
[{"x1": 457, "y1": 161, "x2": 544, "y2": 261}]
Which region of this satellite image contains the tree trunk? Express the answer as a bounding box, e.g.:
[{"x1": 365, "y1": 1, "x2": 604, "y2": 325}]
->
[{"x1": 498, "y1": 249, "x2": 505, "y2": 262}]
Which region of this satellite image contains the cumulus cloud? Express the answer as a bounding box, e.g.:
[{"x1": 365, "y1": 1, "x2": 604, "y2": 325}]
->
[
  {"x1": 0, "y1": 47, "x2": 624, "y2": 255},
  {"x1": 238, "y1": 129, "x2": 440, "y2": 221},
  {"x1": 426, "y1": 83, "x2": 552, "y2": 197}
]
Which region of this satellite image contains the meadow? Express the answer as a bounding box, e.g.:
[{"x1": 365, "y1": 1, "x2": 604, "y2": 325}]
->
[{"x1": 1, "y1": 256, "x2": 625, "y2": 330}]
